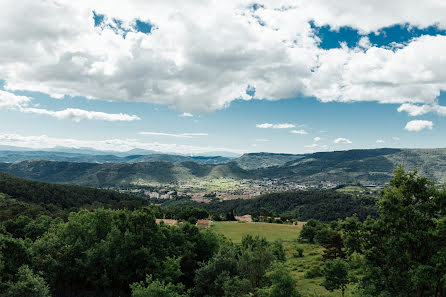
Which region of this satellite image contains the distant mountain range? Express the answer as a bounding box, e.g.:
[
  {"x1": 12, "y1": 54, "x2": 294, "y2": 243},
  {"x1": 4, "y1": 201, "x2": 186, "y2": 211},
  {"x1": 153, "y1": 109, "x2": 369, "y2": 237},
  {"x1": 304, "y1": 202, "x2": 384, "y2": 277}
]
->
[
  {"x1": 0, "y1": 148, "x2": 445, "y2": 187},
  {"x1": 0, "y1": 150, "x2": 232, "y2": 164}
]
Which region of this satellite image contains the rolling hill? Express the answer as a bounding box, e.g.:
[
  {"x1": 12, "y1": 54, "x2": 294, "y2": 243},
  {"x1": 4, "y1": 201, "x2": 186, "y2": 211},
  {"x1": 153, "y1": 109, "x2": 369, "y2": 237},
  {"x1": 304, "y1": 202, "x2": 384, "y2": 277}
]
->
[{"x1": 0, "y1": 148, "x2": 445, "y2": 187}]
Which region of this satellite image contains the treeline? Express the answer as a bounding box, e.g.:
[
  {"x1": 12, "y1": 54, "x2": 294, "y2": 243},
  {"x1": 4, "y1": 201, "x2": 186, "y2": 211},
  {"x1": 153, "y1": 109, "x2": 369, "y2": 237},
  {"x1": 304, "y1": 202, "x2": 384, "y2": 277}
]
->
[
  {"x1": 0, "y1": 207, "x2": 298, "y2": 297},
  {"x1": 161, "y1": 190, "x2": 378, "y2": 222},
  {"x1": 0, "y1": 172, "x2": 147, "y2": 210}
]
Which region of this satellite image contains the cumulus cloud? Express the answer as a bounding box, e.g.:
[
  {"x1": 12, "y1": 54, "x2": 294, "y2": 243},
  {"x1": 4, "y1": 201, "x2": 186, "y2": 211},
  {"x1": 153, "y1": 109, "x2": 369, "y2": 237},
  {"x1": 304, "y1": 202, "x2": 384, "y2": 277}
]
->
[
  {"x1": 376, "y1": 139, "x2": 385, "y2": 143},
  {"x1": 334, "y1": 138, "x2": 352, "y2": 144},
  {"x1": 256, "y1": 123, "x2": 295, "y2": 129},
  {"x1": 179, "y1": 112, "x2": 193, "y2": 117},
  {"x1": 397, "y1": 103, "x2": 446, "y2": 116},
  {"x1": 139, "y1": 132, "x2": 208, "y2": 138},
  {"x1": 313, "y1": 137, "x2": 321, "y2": 141},
  {"x1": 291, "y1": 129, "x2": 308, "y2": 135},
  {"x1": 1, "y1": 1, "x2": 446, "y2": 112},
  {"x1": 404, "y1": 120, "x2": 434, "y2": 132},
  {"x1": 0, "y1": 133, "x2": 241, "y2": 155},
  {"x1": 392, "y1": 137, "x2": 400, "y2": 141},
  {"x1": 0, "y1": 90, "x2": 30, "y2": 109},
  {"x1": 0, "y1": 90, "x2": 139, "y2": 121}
]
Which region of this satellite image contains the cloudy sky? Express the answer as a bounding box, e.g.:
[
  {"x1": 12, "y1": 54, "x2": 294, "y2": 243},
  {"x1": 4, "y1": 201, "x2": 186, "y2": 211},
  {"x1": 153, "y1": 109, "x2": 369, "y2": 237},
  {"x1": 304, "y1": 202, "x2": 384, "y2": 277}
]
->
[{"x1": 1, "y1": 0, "x2": 446, "y2": 155}]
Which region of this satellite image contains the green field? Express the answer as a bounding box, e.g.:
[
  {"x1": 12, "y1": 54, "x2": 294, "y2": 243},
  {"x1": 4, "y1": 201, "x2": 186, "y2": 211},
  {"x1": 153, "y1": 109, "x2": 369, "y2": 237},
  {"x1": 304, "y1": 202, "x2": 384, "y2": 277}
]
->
[
  {"x1": 211, "y1": 221, "x2": 356, "y2": 297},
  {"x1": 211, "y1": 221, "x2": 301, "y2": 243}
]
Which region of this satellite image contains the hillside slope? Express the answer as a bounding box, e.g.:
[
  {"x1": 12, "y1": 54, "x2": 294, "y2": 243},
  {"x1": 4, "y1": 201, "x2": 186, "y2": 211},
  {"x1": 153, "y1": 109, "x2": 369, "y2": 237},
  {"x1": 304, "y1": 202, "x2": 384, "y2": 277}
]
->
[{"x1": 0, "y1": 148, "x2": 445, "y2": 186}]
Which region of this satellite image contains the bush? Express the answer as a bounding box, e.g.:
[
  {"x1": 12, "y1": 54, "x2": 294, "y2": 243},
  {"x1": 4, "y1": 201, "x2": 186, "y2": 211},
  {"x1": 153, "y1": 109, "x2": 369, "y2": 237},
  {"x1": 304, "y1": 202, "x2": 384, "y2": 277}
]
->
[
  {"x1": 293, "y1": 248, "x2": 304, "y2": 258},
  {"x1": 304, "y1": 266, "x2": 322, "y2": 279}
]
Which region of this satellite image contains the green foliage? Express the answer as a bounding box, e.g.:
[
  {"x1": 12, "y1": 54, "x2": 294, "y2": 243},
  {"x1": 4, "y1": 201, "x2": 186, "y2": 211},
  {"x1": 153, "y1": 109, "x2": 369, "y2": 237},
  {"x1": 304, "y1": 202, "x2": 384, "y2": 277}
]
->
[
  {"x1": 0, "y1": 234, "x2": 32, "y2": 288},
  {"x1": 2, "y1": 265, "x2": 50, "y2": 297},
  {"x1": 338, "y1": 215, "x2": 363, "y2": 257},
  {"x1": 294, "y1": 247, "x2": 304, "y2": 258},
  {"x1": 0, "y1": 172, "x2": 147, "y2": 210},
  {"x1": 340, "y1": 167, "x2": 446, "y2": 297},
  {"x1": 304, "y1": 266, "x2": 323, "y2": 279},
  {"x1": 130, "y1": 275, "x2": 188, "y2": 297},
  {"x1": 321, "y1": 259, "x2": 350, "y2": 297},
  {"x1": 193, "y1": 242, "x2": 241, "y2": 297},
  {"x1": 258, "y1": 264, "x2": 301, "y2": 297},
  {"x1": 199, "y1": 191, "x2": 378, "y2": 222},
  {"x1": 30, "y1": 208, "x2": 218, "y2": 296},
  {"x1": 194, "y1": 235, "x2": 280, "y2": 297},
  {"x1": 271, "y1": 240, "x2": 286, "y2": 262},
  {"x1": 321, "y1": 232, "x2": 345, "y2": 261},
  {"x1": 299, "y1": 219, "x2": 333, "y2": 244}
]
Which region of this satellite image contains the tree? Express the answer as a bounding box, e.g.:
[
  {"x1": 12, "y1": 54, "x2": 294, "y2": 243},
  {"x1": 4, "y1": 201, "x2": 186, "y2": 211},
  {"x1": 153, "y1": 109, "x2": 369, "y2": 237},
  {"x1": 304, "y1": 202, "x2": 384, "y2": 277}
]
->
[
  {"x1": 322, "y1": 232, "x2": 345, "y2": 261},
  {"x1": 299, "y1": 219, "x2": 328, "y2": 243},
  {"x1": 3, "y1": 265, "x2": 50, "y2": 297},
  {"x1": 258, "y1": 264, "x2": 301, "y2": 297},
  {"x1": 193, "y1": 242, "x2": 240, "y2": 297},
  {"x1": 359, "y1": 167, "x2": 446, "y2": 297},
  {"x1": 239, "y1": 235, "x2": 274, "y2": 289},
  {"x1": 130, "y1": 275, "x2": 187, "y2": 297},
  {"x1": 271, "y1": 240, "x2": 286, "y2": 262},
  {"x1": 321, "y1": 259, "x2": 349, "y2": 297}
]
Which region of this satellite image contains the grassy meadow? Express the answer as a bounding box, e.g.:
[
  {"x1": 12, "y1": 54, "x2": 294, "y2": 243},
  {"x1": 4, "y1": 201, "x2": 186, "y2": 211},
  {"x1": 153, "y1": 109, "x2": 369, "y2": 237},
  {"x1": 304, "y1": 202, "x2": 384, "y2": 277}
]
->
[{"x1": 211, "y1": 221, "x2": 356, "y2": 297}]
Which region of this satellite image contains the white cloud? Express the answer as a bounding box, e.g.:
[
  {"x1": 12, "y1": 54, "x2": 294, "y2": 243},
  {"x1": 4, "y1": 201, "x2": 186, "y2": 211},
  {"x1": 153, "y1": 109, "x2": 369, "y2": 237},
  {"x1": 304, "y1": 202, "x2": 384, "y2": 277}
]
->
[
  {"x1": 0, "y1": 90, "x2": 30, "y2": 109},
  {"x1": 404, "y1": 120, "x2": 434, "y2": 132},
  {"x1": 357, "y1": 36, "x2": 372, "y2": 49},
  {"x1": 179, "y1": 112, "x2": 193, "y2": 117},
  {"x1": 291, "y1": 129, "x2": 308, "y2": 135},
  {"x1": 256, "y1": 123, "x2": 295, "y2": 129},
  {"x1": 139, "y1": 132, "x2": 208, "y2": 138},
  {"x1": 0, "y1": 1, "x2": 445, "y2": 113},
  {"x1": 334, "y1": 138, "x2": 352, "y2": 144},
  {"x1": 397, "y1": 103, "x2": 446, "y2": 116},
  {"x1": 0, "y1": 133, "x2": 241, "y2": 155},
  {"x1": 305, "y1": 143, "x2": 328, "y2": 150},
  {"x1": 0, "y1": 90, "x2": 139, "y2": 121},
  {"x1": 313, "y1": 137, "x2": 321, "y2": 142},
  {"x1": 392, "y1": 137, "x2": 400, "y2": 141},
  {"x1": 376, "y1": 139, "x2": 385, "y2": 143},
  {"x1": 21, "y1": 107, "x2": 140, "y2": 122}
]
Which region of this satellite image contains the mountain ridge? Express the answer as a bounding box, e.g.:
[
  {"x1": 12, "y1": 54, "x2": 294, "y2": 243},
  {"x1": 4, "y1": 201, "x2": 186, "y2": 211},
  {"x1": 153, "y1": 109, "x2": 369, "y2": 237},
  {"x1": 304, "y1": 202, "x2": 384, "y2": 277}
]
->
[{"x1": 0, "y1": 148, "x2": 445, "y2": 187}]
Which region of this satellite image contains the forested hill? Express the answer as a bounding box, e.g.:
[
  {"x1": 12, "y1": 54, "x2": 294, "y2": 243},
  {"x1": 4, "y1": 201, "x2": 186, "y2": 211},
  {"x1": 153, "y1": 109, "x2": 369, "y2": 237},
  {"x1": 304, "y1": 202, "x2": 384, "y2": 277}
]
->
[
  {"x1": 0, "y1": 172, "x2": 147, "y2": 209},
  {"x1": 0, "y1": 160, "x2": 250, "y2": 187},
  {"x1": 0, "y1": 148, "x2": 445, "y2": 186},
  {"x1": 0, "y1": 150, "x2": 232, "y2": 164},
  {"x1": 166, "y1": 190, "x2": 378, "y2": 222}
]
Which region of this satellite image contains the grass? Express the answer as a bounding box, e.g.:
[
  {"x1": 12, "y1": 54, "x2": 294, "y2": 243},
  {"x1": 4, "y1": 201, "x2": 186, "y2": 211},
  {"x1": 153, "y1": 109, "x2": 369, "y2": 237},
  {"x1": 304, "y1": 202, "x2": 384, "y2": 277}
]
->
[
  {"x1": 211, "y1": 221, "x2": 357, "y2": 297},
  {"x1": 211, "y1": 221, "x2": 301, "y2": 243}
]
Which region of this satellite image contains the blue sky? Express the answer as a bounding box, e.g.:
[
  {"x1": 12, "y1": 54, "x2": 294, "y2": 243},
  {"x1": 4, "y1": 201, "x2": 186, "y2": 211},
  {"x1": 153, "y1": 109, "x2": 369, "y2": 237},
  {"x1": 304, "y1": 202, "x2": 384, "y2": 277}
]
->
[{"x1": 0, "y1": 1, "x2": 446, "y2": 155}]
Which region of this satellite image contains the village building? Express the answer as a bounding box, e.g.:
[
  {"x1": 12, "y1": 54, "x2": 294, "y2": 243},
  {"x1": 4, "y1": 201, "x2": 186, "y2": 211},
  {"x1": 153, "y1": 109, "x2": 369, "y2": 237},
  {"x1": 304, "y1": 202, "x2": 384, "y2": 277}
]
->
[{"x1": 196, "y1": 219, "x2": 212, "y2": 229}]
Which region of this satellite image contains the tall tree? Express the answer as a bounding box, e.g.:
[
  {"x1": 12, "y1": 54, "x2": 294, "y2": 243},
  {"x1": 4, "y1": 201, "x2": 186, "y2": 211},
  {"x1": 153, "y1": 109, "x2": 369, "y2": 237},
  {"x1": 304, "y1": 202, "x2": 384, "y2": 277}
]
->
[
  {"x1": 359, "y1": 167, "x2": 446, "y2": 297},
  {"x1": 322, "y1": 259, "x2": 349, "y2": 297}
]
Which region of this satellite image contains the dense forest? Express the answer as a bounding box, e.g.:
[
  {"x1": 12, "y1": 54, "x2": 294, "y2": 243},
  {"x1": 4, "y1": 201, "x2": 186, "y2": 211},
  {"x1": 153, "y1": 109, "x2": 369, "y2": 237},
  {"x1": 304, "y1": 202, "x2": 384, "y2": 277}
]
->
[
  {"x1": 163, "y1": 190, "x2": 378, "y2": 222},
  {"x1": 0, "y1": 167, "x2": 445, "y2": 296},
  {"x1": 0, "y1": 172, "x2": 148, "y2": 210}
]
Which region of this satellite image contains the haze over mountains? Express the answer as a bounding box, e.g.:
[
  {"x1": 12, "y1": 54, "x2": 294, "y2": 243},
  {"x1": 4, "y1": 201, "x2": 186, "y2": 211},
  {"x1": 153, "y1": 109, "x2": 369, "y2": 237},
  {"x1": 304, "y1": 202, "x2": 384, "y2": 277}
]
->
[{"x1": 0, "y1": 148, "x2": 445, "y2": 187}]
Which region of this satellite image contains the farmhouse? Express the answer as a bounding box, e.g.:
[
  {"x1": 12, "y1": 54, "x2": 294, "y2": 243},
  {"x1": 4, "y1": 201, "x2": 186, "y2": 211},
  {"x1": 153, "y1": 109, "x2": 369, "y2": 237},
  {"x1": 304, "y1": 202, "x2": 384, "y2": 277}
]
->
[
  {"x1": 196, "y1": 219, "x2": 212, "y2": 229},
  {"x1": 235, "y1": 214, "x2": 253, "y2": 222}
]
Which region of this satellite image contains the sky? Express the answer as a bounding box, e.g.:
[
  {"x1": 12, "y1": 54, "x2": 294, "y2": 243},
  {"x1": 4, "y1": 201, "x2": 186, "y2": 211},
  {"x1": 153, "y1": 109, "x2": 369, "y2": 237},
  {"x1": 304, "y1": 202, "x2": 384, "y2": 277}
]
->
[{"x1": 1, "y1": 0, "x2": 446, "y2": 155}]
